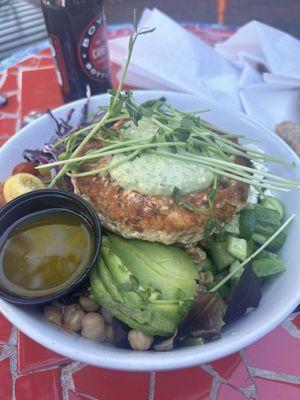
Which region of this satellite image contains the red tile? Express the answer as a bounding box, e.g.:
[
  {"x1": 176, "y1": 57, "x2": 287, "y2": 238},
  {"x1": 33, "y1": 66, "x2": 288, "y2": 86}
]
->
[
  {"x1": 0, "y1": 357, "x2": 12, "y2": 400},
  {"x1": 73, "y1": 366, "x2": 150, "y2": 400},
  {"x1": 0, "y1": 73, "x2": 18, "y2": 93},
  {"x1": 211, "y1": 353, "x2": 251, "y2": 388},
  {"x1": 0, "y1": 118, "x2": 17, "y2": 135},
  {"x1": 15, "y1": 368, "x2": 62, "y2": 400},
  {"x1": 6, "y1": 66, "x2": 19, "y2": 75},
  {"x1": 292, "y1": 313, "x2": 300, "y2": 330},
  {"x1": 254, "y1": 378, "x2": 300, "y2": 400},
  {"x1": 245, "y1": 326, "x2": 300, "y2": 376},
  {"x1": 18, "y1": 331, "x2": 69, "y2": 374},
  {"x1": 154, "y1": 367, "x2": 213, "y2": 400},
  {"x1": 0, "y1": 94, "x2": 18, "y2": 114},
  {"x1": 0, "y1": 313, "x2": 12, "y2": 344},
  {"x1": 20, "y1": 67, "x2": 64, "y2": 123},
  {"x1": 37, "y1": 58, "x2": 55, "y2": 68},
  {"x1": 217, "y1": 384, "x2": 249, "y2": 400},
  {"x1": 68, "y1": 391, "x2": 88, "y2": 400},
  {"x1": 39, "y1": 48, "x2": 52, "y2": 56},
  {"x1": 0, "y1": 134, "x2": 13, "y2": 147},
  {"x1": 17, "y1": 56, "x2": 40, "y2": 69}
]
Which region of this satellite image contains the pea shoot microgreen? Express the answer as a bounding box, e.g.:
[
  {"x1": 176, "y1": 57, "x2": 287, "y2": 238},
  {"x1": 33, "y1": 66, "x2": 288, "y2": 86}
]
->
[{"x1": 208, "y1": 175, "x2": 218, "y2": 217}]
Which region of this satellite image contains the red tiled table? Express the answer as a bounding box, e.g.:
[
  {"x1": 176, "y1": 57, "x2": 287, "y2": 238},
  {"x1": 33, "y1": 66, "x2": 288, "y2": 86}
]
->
[{"x1": 0, "y1": 24, "x2": 300, "y2": 400}]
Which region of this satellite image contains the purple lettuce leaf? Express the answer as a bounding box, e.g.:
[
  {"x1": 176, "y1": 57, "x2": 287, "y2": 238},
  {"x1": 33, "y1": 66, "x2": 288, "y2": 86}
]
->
[
  {"x1": 176, "y1": 288, "x2": 225, "y2": 344},
  {"x1": 223, "y1": 262, "x2": 262, "y2": 324}
]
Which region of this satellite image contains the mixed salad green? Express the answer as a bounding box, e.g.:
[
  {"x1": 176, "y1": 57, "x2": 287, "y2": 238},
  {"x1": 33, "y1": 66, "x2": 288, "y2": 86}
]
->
[{"x1": 205, "y1": 196, "x2": 287, "y2": 294}]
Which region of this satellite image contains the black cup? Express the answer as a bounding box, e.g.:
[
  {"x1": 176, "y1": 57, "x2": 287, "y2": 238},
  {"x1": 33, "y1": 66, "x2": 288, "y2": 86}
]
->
[{"x1": 0, "y1": 189, "x2": 102, "y2": 305}]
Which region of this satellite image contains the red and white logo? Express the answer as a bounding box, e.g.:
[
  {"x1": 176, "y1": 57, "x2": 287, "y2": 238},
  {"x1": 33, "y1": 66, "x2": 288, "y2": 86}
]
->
[{"x1": 78, "y1": 12, "x2": 110, "y2": 82}]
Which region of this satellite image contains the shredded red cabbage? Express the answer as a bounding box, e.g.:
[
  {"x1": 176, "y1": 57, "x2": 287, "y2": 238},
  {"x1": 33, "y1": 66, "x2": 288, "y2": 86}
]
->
[{"x1": 23, "y1": 99, "x2": 103, "y2": 189}]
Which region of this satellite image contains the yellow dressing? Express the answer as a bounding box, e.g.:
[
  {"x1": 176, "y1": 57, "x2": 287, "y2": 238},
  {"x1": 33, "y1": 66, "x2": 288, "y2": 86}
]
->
[{"x1": 0, "y1": 212, "x2": 93, "y2": 298}]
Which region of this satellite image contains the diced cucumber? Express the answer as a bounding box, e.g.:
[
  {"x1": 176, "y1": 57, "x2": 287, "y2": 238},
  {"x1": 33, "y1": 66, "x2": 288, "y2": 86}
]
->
[
  {"x1": 254, "y1": 221, "x2": 280, "y2": 236},
  {"x1": 267, "y1": 234, "x2": 287, "y2": 251},
  {"x1": 252, "y1": 258, "x2": 286, "y2": 277},
  {"x1": 229, "y1": 260, "x2": 244, "y2": 288},
  {"x1": 225, "y1": 214, "x2": 240, "y2": 235},
  {"x1": 239, "y1": 209, "x2": 255, "y2": 239},
  {"x1": 252, "y1": 233, "x2": 267, "y2": 245},
  {"x1": 247, "y1": 239, "x2": 255, "y2": 257},
  {"x1": 206, "y1": 272, "x2": 230, "y2": 298},
  {"x1": 239, "y1": 205, "x2": 282, "y2": 241},
  {"x1": 254, "y1": 205, "x2": 281, "y2": 227},
  {"x1": 227, "y1": 236, "x2": 248, "y2": 261},
  {"x1": 254, "y1": 249, "x2": 278, "y2": 261},
  {"x1": 251, "y1": 203, "x2": 287, "y2": 251},
  {"x1": 208, "y1": 237, "x2": 235, "y2": 271},
  {"x1": 254, "y1": 205, "x2": 281, "y2": 236},
  {"x1": 252, "y1": 231, "x2": 287, "y2": 251},
  {"x1": 252, "y1": 249, "x2": 286, "y2": 277},
  {"x1": 260, "y1": 196, "x2": 284, "y2": 220}
]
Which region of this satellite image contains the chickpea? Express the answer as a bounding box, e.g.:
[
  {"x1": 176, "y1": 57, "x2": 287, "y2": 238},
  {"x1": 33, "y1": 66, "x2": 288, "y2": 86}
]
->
[
  {"x1": 101, "y1": 308, "x2": 113, "y2": 324},
  {"x1": 81, "y1": 313, "x2": 106, "y2": 342},
  {"x1": 63, "y1": 304, "x2": 85, "y2": 332},
  {"x1": 128, "y1": 330, "x2": 154, "y2": 351},
  {"x1": 105, "y1": 324, "x2": 114, "y2": 343},
  {"x1": 79, "y1": 296, "x2": 100, "y2": 312},
  {"x1": 43, "y1": 305, "x2": 62, "y2": 326}
]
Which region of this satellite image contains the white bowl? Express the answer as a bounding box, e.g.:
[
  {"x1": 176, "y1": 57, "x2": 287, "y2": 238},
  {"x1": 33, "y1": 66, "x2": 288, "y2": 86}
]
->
[{"x1": 0, "y1": 91, "x2": 299, "y2": 371}]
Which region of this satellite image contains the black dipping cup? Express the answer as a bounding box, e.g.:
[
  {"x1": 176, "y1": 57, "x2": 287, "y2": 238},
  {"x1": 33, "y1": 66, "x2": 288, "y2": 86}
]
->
[{"x1": 0, "y1": 189, "x2": 102, "y2": 305}]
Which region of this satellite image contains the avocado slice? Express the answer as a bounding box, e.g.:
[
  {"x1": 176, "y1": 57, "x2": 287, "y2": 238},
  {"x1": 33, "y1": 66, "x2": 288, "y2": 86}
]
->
[
  {"x1": 98, "y1": 256, "x2": 123, "y2": 302},
  {"x1": 95, "y1": 259, "x2": 177, "y2": 331},
  {"x1": 101, "y1": 250, "x2": 145, "y2": 306},
  {"x1": 90, "y1": 235, "x2": 198, "y2": 336},
  {"x1": 107, "y1": 234, "x2": 197, "y2": 299},
  {"x1": 91, "y1": 270, "x2": 178, "y2": 336}
]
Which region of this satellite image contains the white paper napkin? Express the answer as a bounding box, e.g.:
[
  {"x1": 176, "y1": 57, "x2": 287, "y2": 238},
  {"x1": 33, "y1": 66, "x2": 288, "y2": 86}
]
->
[
  {"x1": 216, "y1": 20, "x2": 300, "y2": 129},
  {"x1": 240, "y1": 85, "x2": 300, "y2": 127},
  {"x1": 239, "y1": 63, "x2": 263, "y2": 89},
  {"x1": 109, "y1": 8, "x2": 241, "y2": 110},
  {"x1": 216, "y1": 20, "x2": 300, "y2": 79},
  {"x1": 263, "y1": 73, "x2": 300, "y2": 89},
  {"x1": 109, "y1": 10, "x2": 300, "y2": 130}
]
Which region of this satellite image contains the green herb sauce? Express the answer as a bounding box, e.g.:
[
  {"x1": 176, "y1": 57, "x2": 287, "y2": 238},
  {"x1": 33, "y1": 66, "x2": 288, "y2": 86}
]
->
[{"x1": 109, "y1": 119, "x2": 214, "y2": 196}]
